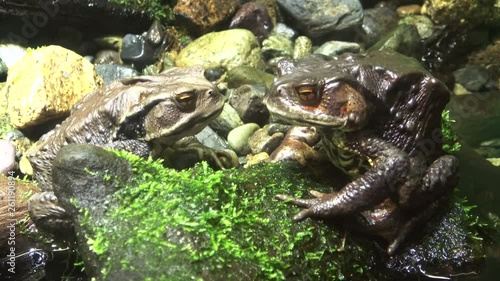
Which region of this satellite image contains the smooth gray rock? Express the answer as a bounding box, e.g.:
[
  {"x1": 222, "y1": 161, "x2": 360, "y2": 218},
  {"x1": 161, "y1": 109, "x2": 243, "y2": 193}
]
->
[
  {"x1": 95, "y1": 64, "x2": 139, "y2": 85},
  {"x1": 227, "y1": 123, "x2": 260, "y2": 155},
  {"x1": 356, "y1": 6, "x2": 399, "y2": 48},
  {"x1": 277, "y1": 0, "x2": 363, "y2": 38},
  {"x1": 210, "y1": 103, "x2": 244, "y2": 138}
]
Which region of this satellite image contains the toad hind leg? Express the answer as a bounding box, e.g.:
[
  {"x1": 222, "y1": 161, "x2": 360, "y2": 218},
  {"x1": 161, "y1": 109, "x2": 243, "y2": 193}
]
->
[{"x1": 277, "y1": 138, "x2": 411, "y2": 221}]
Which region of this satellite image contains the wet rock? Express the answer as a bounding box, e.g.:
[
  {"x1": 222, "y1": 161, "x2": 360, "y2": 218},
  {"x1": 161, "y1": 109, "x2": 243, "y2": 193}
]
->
[
  {"x1": 229, "y1": 2, "x2": 274, "y2": 44},
  {"x1": 211, "y1": 104, "x2": 244, "y2": 138},
  {"x1": 226, "y1": 66, "x2": 275, "y2": 89},
  {"x1": 277, "y1": 0, "x2": 363, "y2": 38},
  {"x1": 95, "y1": 64, "x2": 140, "y2": 85},
  {"x1": 369, "y1": 24, "x2": 423, "y2": 60},
  {"x1": 271, "y1": 23, "x2": 297, "y2": 40},
  {"x1": 293, "y1": 36, "x2": 312, "y2": 59},
  {"x1": 0, "y1": 140, "x2": 16, "y2": 175},
  {"x1": 356, "y1": 5, "x2": 400, "y2": 48},
  {"x1": 423, "y1": 28, "x2": 489, "y2": 75},
  {"x1": 195, "y1": 126, "x2": 232, "y2": 151},
  {"x1": 175, "y1": 29, "x2": 263, "y2": 71},
  {"x1": 248, "y1": 125, "x2": 285, "y2": 154},
  {"x1": 0, "y1": 44, "x2": 26, "y2": 68},
  {"x1": 396, "y1": 4, "x2": 421, "y2": 17},
  {"x1": 6, "y1": 45, "x2": 103, "y2": 128},
  {"x1": 120, "y1": 34, "x2": 157, "y2": 70},
  {"x1": 174, "y1": 0, "x2": 239, "y2": 34},
  {"x1": 144, "y1": 20, "x2": 164, "y2": 46},
  {"x1": 269, "y1": 126, "x2": 320, "y2": 165},
  {"x1": 227, "y1": 123, "x2": 260, "y2": 155},
  {"x1": 399, "y1": 15, "x2": 437, "y2": 43},
  {"x1": 314, "y1": 41, "x2": 361, "y2": 57},
  {"x1": 422, "y1": 0, "x2": 500, "y2": 27},
  {"x1": 204, "y1": 67, "x2": 226, "y2": 81},
  {"x1": 454, "y1": 65, "x2": 492, "y2": 92},
  {"x1": 262, "y1": 35, "x2": 293, "y2": 59},
  {"x1": 53, "y1": 144, "x2": 132, "y2": 223},
  {"x1": 229, "y1": 84, "x2": 269, "y2": 126},
  {"x1": 94, "y1": 50, "x2": 122, "y2": 64}
]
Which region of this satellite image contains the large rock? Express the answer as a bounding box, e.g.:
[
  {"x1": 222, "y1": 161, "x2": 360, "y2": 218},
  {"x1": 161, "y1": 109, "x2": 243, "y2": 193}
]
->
[
  {"x1": 51, "y1": 147, "x2": 487, "y2": 280},
  {"x1": 277, "y1": 0, "x2": 363, "y2": 38},
  {"x1": 175, "y1": 29, "x2": 264, "y2": 71},
  {"x1": 6, "y1": 45, "x2": 102, "y2": 128}
]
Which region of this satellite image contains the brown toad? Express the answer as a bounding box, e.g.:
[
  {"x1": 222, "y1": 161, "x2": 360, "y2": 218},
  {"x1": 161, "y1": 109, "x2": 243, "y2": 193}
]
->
[{"x1": 27, "y1": 66, "x2": 225, "y2": 231}]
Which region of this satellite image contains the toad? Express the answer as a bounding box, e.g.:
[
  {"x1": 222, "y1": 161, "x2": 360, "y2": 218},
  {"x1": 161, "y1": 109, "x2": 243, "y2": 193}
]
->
[
  {"x1": 27, "y1": 66, "x2": 227, "y2": 231},
  {"x1": 265, "y1": 50, "x2": 459, "y2": 254}
]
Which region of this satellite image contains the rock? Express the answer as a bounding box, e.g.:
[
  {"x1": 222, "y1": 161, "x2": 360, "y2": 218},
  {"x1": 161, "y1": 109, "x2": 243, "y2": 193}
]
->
[
  {"x1": 195, "y1": 126, "x2": 231, "y2": 151},
  {"x1": 65, "y1": 149, "x2": 486, "y2": 280},
  {"x1": 229, "y1": 2, "x2": 273, "y2": 44},
  {"x1": 0, "y1": 44, "x2": 26, "y2": 68},
  {"x1": 53, "y1": 144, "x2": 132, "y2": 222},
  {"x1": 229, "y1": 84, "x2": 269, "y2": 126},
  {"x1": 277, "y1": 0, "x2": 363, "y2": 38},
  {"x1": 396, "y1": 4, "x2": 422, "y2": 17},
  {"x1": 369, "y1": 24, "x2": 423, "y2": 60},
  {"x1": 95, "y1": 64, "x2": 140, "y2": 85},
  {"x1": 356, "y1": 5, "x2": 400, "y2": 48},
  {"x1": 468, "y1": 35, "x2": 500, "y2": 66},
  {"x1": 262, "y1": 35, "x2": 294, "y2": 59},
  {"x1": 314, "y1": 41, "x2": 361, "y2": 57},
  {"x1": 247, "y1": 126, "x2": 284, "y2": 154},
  {"x1": 227, "y1": 123, "x2": 260, "y2": 155},
  {"x1": 422, "y1": 0, "x2": 500, "y2": 28},
  {"x1": 454, "y1": 65, "x2": 491, "y2": 92},
  {"x1": 174, "y1": 0, "x2": 239, "y2": 34},
  {"x1": 6, "y1": 45, "x2": 103, "y2": 128},
  {"x1": 271, "y1": 23, "x2": 297, "y2": 40},
  {"x1": 120, "y1": 34, "x2": 157, "y2": 70},
  {"x1": 0, "y1": 140, "x2": 16, "y2": 175},
  {"x1": 399, "y1": 15, "x2": 437, "y2": 43},
  {"x1": 269, "y1": 126, "x2": 321, "y2": 165},
  {"x1": 204, "y1": 66, "x2": 226, "y2": 81},
  {"x1": 210, "y1": 103, "x2": 244, "y2": 138},
  {"x1": 175, "y1": 29, "x2": 264, "y2": 71},
  {"x1": 226, "y1": 66, "x2": 275, "y2": 89},
  {"x1": 94, "y1": 50, "x2": 122, "y2": 64},
  {"x1": 292, "y1": 36, "x2": 312, "y2": 59}
]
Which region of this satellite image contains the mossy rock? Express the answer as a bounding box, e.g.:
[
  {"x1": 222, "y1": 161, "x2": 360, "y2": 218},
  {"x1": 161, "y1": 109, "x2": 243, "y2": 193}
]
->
[{"x1": 57, "y1": 147, "x2": 486, "y2": 280}]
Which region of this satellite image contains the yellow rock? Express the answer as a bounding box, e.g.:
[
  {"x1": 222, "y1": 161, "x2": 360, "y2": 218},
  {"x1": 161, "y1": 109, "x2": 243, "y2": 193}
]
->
[
  {"x1": 6, "y1": 45, "x2": 103, "y2": 128},
  {"x1": 175, "y1": 29, "x2": 263, "y2": 71}
]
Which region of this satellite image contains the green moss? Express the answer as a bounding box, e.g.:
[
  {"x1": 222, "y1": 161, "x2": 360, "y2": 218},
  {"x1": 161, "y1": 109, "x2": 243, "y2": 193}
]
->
[
  {"x1": 441, "y1": 109, "x2": 461, "y2": 153},
  {"x1": 85, "y1": 151, "x2": 375, "y2": 280},
  {"x1": 108, "y1": 0, "x2": 175, "y2": 22}
]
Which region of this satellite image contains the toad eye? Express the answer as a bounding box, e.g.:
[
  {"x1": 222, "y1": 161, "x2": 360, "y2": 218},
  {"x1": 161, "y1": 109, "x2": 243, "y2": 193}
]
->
[
  {"x1": 295, "y1": 84, "x2": 321, "y2": 105},
  {"x1": 175, "y1": 91, "x2": 196, "y2": 110}
]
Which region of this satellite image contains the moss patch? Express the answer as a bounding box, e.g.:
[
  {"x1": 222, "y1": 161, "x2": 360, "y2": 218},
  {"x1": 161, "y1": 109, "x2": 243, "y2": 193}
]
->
[{"x1": 84, "y1": 152, "x2": 376, "y2": 280}]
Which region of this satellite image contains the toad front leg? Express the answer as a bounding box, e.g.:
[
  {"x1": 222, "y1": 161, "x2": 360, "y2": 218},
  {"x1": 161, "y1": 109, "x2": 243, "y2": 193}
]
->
[{"x1": 276, "y1": 138, "x2": 410, "y2": 221}]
